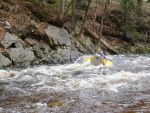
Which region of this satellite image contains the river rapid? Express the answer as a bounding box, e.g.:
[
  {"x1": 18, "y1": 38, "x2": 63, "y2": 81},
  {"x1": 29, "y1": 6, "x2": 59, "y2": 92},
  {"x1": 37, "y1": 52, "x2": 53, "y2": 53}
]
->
[{"x1": 0, "y1": 54, "x2": 150, "y2": 113}]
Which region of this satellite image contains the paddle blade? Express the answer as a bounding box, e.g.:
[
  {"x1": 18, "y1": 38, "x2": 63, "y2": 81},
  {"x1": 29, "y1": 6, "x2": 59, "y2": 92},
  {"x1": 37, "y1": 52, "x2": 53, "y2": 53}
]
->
[
  {"x1": 90, "y1": 56, "x2": 94, "y2": 62},
  {"x1": 106, "y1": 60, "x2": 113, "y2": 65},
  {"x1": 84, "y1": 57, "x2": 91, "y2": 61},
  {"x1": 84, "y1": 56, "x2": 94, "y2": 62},
  {"x1": 101, "y1": 57, "x2": 105, "y2": 65}
]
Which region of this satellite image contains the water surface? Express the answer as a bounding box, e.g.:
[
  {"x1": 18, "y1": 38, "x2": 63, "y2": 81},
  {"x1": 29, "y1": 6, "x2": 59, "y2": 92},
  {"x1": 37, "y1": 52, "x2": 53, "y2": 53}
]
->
[{"x1": 0, "y1": 54, "x2": 150, "y2": 113}]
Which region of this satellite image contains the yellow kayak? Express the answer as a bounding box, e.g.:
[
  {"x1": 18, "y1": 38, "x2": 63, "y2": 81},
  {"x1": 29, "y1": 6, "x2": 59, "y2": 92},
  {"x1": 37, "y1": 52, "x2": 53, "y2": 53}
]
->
[{"x1": 85, "y1": 56, "x2": 113, "y2": 66}]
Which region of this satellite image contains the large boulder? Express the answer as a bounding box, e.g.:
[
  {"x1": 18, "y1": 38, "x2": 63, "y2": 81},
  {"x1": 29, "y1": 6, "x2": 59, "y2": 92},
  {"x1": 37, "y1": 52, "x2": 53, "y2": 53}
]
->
[
  {"x1": 47, "y1": 48, "x2": 71, "y2": 64},
  {"x1": 45, "y1": 25, "x2": 71, "y2": 46},
  {"x1": 6, "y1": 48, "x2": 35, "y2": 66},
  {"x1": 43, "y1": 25, "x2": 80, "y2": 64},
  {"x1": 1, "y1": 33, "x2": 36, "y2": 66},
  {"x1": 1, "y1": 32, "x2": 23, "y2": 48}
]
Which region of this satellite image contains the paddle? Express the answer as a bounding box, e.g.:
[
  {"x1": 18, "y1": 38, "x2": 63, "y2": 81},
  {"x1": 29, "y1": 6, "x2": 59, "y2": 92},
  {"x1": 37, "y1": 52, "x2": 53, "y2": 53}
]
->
[
  {"x1": 84, "y1": 57, "x2": 91, "y2": 61},
  {"x1": 105, "y1": 60, "x2": 113, "y2": 65},
  {"x1": 100, "y1": 57, "x2": 105, "y2": 65}
]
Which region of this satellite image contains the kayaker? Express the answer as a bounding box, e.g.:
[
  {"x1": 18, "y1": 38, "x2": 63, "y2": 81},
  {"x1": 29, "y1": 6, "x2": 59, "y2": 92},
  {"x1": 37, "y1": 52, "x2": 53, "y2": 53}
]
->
[{"x1": 95, "y1": 48, "x2": 105, "y2": 59}]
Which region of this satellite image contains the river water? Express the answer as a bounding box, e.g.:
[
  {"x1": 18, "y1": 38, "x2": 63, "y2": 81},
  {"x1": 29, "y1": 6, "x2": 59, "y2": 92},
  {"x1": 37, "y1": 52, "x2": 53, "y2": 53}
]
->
[{"x1": 0, "y1": 54, "x2": 150, "y2": 113}]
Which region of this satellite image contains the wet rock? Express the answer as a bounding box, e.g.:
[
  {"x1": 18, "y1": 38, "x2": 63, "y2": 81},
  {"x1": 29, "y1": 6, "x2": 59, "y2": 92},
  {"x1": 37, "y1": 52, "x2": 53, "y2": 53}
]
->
[
  {"x1": 47, "y1": 48, "x2": 80, "y2": 64},
  {"x1": 70, "y1": 50, "x2": 81, "y2": 62}
]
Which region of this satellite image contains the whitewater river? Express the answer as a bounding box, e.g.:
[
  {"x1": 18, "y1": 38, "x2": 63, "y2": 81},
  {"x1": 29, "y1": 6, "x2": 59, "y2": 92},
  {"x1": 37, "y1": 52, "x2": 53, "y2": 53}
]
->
[{"x1": 0, "y1": 54, "x2": 150, "y2": 113}]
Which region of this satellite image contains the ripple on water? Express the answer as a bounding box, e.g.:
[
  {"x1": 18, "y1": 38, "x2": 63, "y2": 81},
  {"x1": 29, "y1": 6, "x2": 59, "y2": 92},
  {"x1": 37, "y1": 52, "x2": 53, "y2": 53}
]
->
[{"x1": 0, "y1": 54, "x2": 150, "y2": 112}]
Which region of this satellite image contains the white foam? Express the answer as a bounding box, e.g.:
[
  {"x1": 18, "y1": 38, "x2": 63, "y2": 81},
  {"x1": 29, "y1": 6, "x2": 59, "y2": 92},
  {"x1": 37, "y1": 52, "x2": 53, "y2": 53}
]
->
[
  {"x1": 18, "y1": 75, "x2": 33, "y2": 82},
  {"x1": 0, "y1": 70, "x2": 17, "y2": 79}
]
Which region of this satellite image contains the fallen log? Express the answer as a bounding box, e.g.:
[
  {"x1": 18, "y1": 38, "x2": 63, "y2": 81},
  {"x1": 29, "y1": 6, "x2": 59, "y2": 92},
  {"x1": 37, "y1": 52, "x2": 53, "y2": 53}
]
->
[{"x1": 85, "y1": 27, "x2": 119, "y2": 55}]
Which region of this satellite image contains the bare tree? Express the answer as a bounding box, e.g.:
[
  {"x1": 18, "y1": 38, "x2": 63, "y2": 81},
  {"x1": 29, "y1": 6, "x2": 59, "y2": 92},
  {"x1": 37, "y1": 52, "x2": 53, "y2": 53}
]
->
[
  {"x1": 137, "y1": 0, "x2": 143, "y2": 16},
  {"x1": 60, "y1": 0, "x2": 65, "y2": 20},
  {"x1": 39, "y1": 0, "x2": 44, "y2": 14},
  {"x1": 71, "y1": 0, "x2": 76, "y2": 31},
  {"x1": 98, "y1": 0, "x2": 110, "y2": 46},
  {"x1": 65, "y1": 0, "x2": 73, "y2": 15},
  {"x1": 78, "y1": 0, "x2": 92, "y2": 37}
]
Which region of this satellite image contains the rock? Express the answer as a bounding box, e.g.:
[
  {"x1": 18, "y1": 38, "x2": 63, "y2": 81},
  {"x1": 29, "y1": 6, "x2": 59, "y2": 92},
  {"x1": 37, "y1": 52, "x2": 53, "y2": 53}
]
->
[
  {"x1": 70, "y1": 50, "x2": 81, "y2": 62},
  {"x1": 45, "y1": 25, "x2": 71, "y2": 46},
  {"x1": 37, "y1": 40, "x2": 51, "y2": 55},
  {"x1": 0, "y1": 53, "x2": 11, "y2": 67},
  {"x1": 47, "y1": 48, "x2": 80, "y2": 64},
  {"x1": 6, "y1": 48, "x2": 35, "y2": 66},
  {"x1": 24, "y1": 38, "x2": 35, "y2": 46},
  {"x1": 33, "y1": 45, "x2": 44, "y2": 58},
  {"x1": 1, "y1": 32, "x2": 23, "y2": 48},
  {"x1": 3, "y1": 21, "x2": 11, "y2": 29}
]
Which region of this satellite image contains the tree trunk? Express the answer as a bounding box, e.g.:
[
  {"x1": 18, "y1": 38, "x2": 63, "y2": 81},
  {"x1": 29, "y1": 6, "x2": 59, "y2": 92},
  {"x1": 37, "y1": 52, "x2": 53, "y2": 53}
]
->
[
  {"x1": 78, "y1": 0, "x2": 92, "y2": 37},
  {"x1": 60, "y1": 0, "x2": 65, "y2": 20},
  {"x1": 137, "y1": 0, "x2": 143, "y2": 16},
  {"x1": 65, "y1": 0, "x2": 73, "y2": 15},
  {"x1": 39, "y1": 0, "x2": 44, "y2": 14},
  {"x1": 71, "y1": 0, "x2": 76, "y2": 31},
  {"x1": 85, "y1": 28, "x2": 119, "y2": 54},
  {"x1": 98, "y1": 0, "x2": 110, "y2": 46},
  {"x1": 93, "y1": 0, "x2": 99, "y2": 30}
]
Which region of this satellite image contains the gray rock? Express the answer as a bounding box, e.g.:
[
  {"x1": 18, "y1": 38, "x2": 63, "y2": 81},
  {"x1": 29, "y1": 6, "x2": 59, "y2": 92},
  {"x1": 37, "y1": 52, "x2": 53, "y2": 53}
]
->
[
  {"x1": 45, "y1": 26, "x2": 71, "y2": 46},
  {"x1": 1, "y1": 32, "x2": 23, "y2": 48},
  {"x1": 6, "y1": 48, "x2": 35, "y2": 66},
  {"x1": 0, "y1": 53, "x2": 11, "y2": 67},
  {"x1": 47, "y1": 48, "x2": 81, "y2": 64},
  {"x1": 33, "y1": 45, "x2": 44, "y2": 58}
]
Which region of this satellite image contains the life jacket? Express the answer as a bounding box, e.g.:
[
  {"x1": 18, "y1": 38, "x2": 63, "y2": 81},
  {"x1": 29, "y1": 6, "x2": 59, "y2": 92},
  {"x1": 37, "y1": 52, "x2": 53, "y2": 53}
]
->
[{"x1": 99, "y1": 51, "x2": 105, "y2": 59}]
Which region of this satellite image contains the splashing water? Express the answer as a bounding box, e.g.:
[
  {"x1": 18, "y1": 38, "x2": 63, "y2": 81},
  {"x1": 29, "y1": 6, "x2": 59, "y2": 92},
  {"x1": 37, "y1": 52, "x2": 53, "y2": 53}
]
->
[{"x1": 0, "y1": 54, "x2": 150, "y2": 113}]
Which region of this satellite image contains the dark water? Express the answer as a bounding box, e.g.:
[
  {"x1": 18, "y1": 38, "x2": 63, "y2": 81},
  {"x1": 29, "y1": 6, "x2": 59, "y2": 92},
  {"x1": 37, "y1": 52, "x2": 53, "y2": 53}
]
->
[{"x1": 0, "y1": 54, "x2": 150, "y2": 113}]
